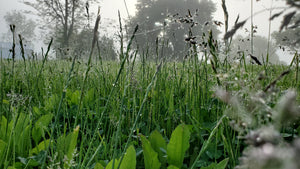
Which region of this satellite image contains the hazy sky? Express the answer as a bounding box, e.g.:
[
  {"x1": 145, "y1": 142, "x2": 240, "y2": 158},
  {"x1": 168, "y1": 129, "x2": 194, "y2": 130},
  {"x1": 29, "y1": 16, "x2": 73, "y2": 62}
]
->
[
  {"x1": 214, "y1": 0, "x2": 288, "y2": 36},
  {"x1": 0, "y1": 0, "x2": 294, "y2": 63}
]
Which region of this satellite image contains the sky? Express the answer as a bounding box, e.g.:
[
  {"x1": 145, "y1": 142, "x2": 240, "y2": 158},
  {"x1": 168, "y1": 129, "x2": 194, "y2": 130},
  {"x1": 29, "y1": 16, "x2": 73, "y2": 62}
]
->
[
  {"x1": 0, "y1": 0, "x2": 295, "y2": 63},
  {"x1": 214, "y1": 0, "x2": 287, "y2": 36}
]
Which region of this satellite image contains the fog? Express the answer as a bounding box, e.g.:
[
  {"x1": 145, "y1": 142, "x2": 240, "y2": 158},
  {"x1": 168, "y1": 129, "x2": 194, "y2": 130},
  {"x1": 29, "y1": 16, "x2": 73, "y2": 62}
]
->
[{"x1": 0, "y1": 0, "x2": 296, "y2": 63}]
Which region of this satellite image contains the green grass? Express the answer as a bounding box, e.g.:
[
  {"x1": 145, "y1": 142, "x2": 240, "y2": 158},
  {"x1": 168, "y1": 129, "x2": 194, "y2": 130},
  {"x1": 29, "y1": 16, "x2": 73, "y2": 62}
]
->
[
  {"x1": 0, "y1": 46, "x2": 299, "y2": 169},
  {"x1": 1, "y1": 1, "x2": 300, "y2": 167}
]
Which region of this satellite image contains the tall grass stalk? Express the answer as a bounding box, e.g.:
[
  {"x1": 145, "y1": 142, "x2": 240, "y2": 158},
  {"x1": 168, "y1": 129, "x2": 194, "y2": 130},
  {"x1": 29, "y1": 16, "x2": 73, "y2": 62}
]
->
[
  {"x1": 41, "y1": 46, "x2": 77, "y2": 169},
  {"x1": 1, "y1": 2, "x2": 299, "y2": 168},
  {"x1": 190, "y1": 115, "x2": 226, "y2": 169},
  {"x1": 296, "y1": 52, "x2": 299, "y2": 87},
  {"x1": 9, "y1": 25, "x2": 16, "y2": 92},
  {"x1": 36, "y1": 38, "x2": 53, "y2": 99},
  {"x1": 0, "y1": 55, "x2": 4, "y2": 117},
  {"x1": 117, "y1": 62, "x2": 162, "y2": 169},
  {"x1": 18, "y1": 34, "x2": 26, "y2": 70},
  {"x1": 79, "y1": 24, "x2": 139, "y2": 169},
  {"x1": 74, "y1": 8, "x2": 101, "y2": 126}
]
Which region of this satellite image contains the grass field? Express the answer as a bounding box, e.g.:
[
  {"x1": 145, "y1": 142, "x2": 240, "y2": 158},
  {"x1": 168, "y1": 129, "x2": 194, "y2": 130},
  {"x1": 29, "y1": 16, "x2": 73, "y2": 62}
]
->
[
  {"x1": 0, "y1": 7, "x2": 300, "y2": 167},
  {"x1": 0, "y1": 38, "x2": 299, "y2": 169}
]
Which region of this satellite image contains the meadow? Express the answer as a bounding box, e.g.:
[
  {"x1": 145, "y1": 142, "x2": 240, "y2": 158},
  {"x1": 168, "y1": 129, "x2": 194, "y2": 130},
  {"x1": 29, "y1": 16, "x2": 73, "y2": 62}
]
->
[
  {"x1": 1, "y1": 7, "x2": 300, "y2": 169},
  {"x1": 1, "y1": 39, "x2": 299, "y2": 169}
]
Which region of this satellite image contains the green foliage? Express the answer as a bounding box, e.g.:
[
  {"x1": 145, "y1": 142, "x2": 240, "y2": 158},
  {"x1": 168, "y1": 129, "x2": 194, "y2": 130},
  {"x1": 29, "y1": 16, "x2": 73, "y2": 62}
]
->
[
  {"x1": 94, "y1": 163, "x2": 105, "y2": 169},
  {"x1": 0, "y1": 113, "x2": 48, "y2": 168},
  {"x1": 167, "y1": 124, "x2": 191, "y2": 168},
  {"x1": 55, "y1": 126, "x2": 80, "y2": 168},
  {"x1": 64, "y1": 126, "x2": 80, "y2": 168},
  {"x1": 140, "y1": 135, "x2": 161, "y2": 169},
  {"x1": 102, "y1": 145, "x2": 136, "y2": 169},
  {"x1": 167, "y1": 165, "x2": 180, "y2": 169},
  {"x1": 30, "y1": 140, "x2": 50, "y2": 155},
  {"x1": 0, "y1": 108, "x2": 81, "y2": 168},
  {"x1": 0, "y1": 23, "x2": 299, "y2": 169},
  {"x1": 0, "y1": 139, "x2": 7, "y2": 161},
  {"x1": 32, "y1": 114, "x2": 53, "y2": 144},
  {"x1": 149, "y1": 130, "x2": 167, "y2": 164},
  {"x1": 67, "y1": 89, "x2": 81, "y2": 106},
  {"x1": 140, "y1": 124, "x2": 195, "y2": 169},
  {"x1": 201, "y1": 158, "x2": 229, "y2": 169},
  {"x1": 44, "y1": 94, "x2": 60, "y2": 112}
]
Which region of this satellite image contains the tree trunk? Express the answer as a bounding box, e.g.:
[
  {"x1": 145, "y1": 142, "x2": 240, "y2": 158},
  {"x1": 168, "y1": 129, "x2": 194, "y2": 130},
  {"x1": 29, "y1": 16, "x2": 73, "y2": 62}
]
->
[{"x1": 63, "y1": 0, "x2": 69, "y2": 48}]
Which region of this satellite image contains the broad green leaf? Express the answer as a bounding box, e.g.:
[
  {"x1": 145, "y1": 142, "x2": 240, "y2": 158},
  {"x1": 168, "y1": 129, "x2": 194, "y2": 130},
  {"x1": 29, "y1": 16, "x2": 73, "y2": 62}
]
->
[
  {"x1": 167, "y1": 124, "x2": 190, "y2": 168},
  {"x1": 32, "y1": 114, "x2": 53, "y2": 144},
  {"x1": 57, "y1": 134, "x2": 67, "y2": 159},
  {"x1": 35, "y1": 114, "x2": 53, "y2": 128},
  {"x1": 84, "y1": 88, "x2": 95, "y2": 106},
  {"x1": 7, "y1": 162, "x2": 23, "y2": 168},
  {"x1": 216, "y1": 158, "x2": 229, "y2": 169},
  {"x1": 2, "y1": 99, "x2": 9, "y2": 105},
  {"x1": 140, "y1": 135, "x2": 161, "y2": 169},
  {"x1": 106, "y1": 145, "x2": 136, "y2": 169},
  {"x1": 149, "y1": 130, "x2": 167, "y2": 163},
  {"x1": 30, "y1": 139, "x2": 50, "y2": 155},
  {"x1": 18, "y1": 156, "x2": 39, "y2": 167},
  {"x1": 0, "y1": 139, "x2": 7, "y2": 160},
  {"x1": 167, "y1": 165, "x2": 180, "y2": 169},
  {"x1": 71, "y1": 90, "x2": 80, "y2": 105},
  {"x1": 32, "y1": 106, "x2": 41, "y2": 116},
  {"x1": 200, "y1": 162, "x2": 217, "y2": 169},
  {"x1": 14, "y1": 113, "x2": 31, "y2": 156},
  {"x1": 0, "y1": 116, "x2": 8, "y2": 140},
  {"x1": 14, "y1": 114, "x2": 30, "y2": 139},
  {"x1": 64, "y1": 125, "x2": 80, "y2": 169},
  {"x1": 44, "y1": 94, "x2": 59, "y2": 111},
  {"x1": 120, "y1": 145, "x2": 136, "y2": 169},
  {"x1": 106, "y1": 159, "x2": 120, "y2": 169},
  {"x1": 17, "y1": 125, "x2": 32, "y2": 156},
  {"x1": 200, "y1": 158, "x2": 229, "y2": 169},
  {"x1": 94, "y1": 163, "x2": 105, "y2": 169}
]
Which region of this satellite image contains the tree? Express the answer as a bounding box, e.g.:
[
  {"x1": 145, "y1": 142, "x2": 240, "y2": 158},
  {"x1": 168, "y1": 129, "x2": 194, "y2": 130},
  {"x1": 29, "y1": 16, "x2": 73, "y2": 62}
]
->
[
  {"x1": 127, "y1": 0, "x2": 218, "y2": 60},
  {"x1": 3, "y1": 10, "x2": 36, "y2": 46},
  {"x1": 272, "y1": 13, "x2": 300, "y2": 52},
  {"x1": 230, "y1": 35, "x2": 282, "y2": 64},
  {"x1": 24, "y1": 0, "x2": 96, "y2": 58},
  {"x1": 72, "y1": 28, "x2": 117, "y2": 60}
]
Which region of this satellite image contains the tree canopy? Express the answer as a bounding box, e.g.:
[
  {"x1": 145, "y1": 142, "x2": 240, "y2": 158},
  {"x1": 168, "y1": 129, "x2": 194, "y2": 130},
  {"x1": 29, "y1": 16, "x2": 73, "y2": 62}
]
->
[
  {"x1": 23, "y1": 0, "x2": 117, "y2": 60},
  {"x1": 272, "y1": 13, "x2": 300, "y2": 52},
  {"x1": 24, "y1": 0, "x2": 94, "y2": 58},
  {"x1": 127, "y1": 0, "x2": 219, "y2": 60},
  {"x1": 72, "y1": 28, "x2": 117, "y2": 60},
  {"x1": 25, "y1": 0, "x2": 87, "y2": 45},
  {"x1": 3, "y1": 10, "x2": 36, "y2": 46}
]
